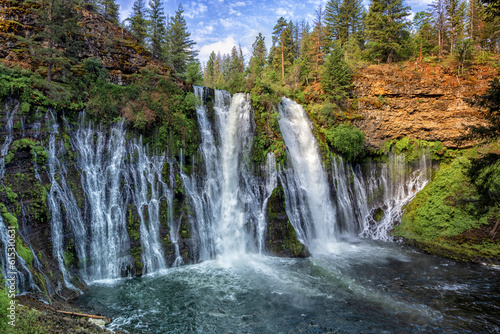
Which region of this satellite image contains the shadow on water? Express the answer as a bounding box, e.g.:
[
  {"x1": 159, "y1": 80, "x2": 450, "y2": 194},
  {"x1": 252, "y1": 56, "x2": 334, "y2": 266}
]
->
[{"x1": 77, "y1": 240, "x2": 500, "y2": 334}]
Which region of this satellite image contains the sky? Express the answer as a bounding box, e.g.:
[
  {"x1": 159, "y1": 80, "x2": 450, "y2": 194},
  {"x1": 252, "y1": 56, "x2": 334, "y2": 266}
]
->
[{"x1": 117, "y1": 0, "x2": 432, "y2": 65}]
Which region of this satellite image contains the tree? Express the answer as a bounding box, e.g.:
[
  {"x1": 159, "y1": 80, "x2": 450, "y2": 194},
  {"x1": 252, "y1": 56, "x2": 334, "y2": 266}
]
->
[
  {"x1": 31, "y1": 0, "x2": 82, "y2": 82},
  {"x1": 325, "y1": 0, "x2": 365, "y2": 47},
  {"x1": 127, "y1": 0, "x2": 148, "y2": 45},
  {"x1": 147, "y1": 0, "x2": 167, "y2": 59},
  {"x1": 325, "y1": 0, "x2": 342, "y2": 43},
  {"x1": 269, "y1": 17, "x2": 295, "y2": 81},
  {"x1": 413, "y1": 11, "x2": 438, "y2": 57},
  {"x1": 445, "y1": 0, "x2": 466, "y2": 54},
  {"x1": 204, "y1": 51, "x2": 216, "y2": 87},
  {"x1": 166, "y1": 4, "x2": 197, "y2": 76},
  {"x1": 185, "y1": 60, "x2": 203, "y2": 85},
  {"x1": 247, "y1": 33, "x2": 267, "y2": 87},
  {"x1": 99, "y1": 0, "x2": 120, "y2": 23},
  {"x1": 321, "y1": 41, "x2": 352, "y2": 101},
  {"x1": 364, "y1": 0, "x2": 411, "y2": 63},
  {"x1": 428, "y1": 0, "x2": 446, "y2": 57}
]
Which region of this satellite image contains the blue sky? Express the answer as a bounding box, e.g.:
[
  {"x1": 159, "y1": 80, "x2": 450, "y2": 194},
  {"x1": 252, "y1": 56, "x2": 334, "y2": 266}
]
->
[{"x1": 117, "y1": 0, "x2": 432, "y2": 65}]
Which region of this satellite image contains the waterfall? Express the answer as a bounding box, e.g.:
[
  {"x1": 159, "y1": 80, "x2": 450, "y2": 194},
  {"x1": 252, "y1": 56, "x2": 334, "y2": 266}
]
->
[
  {"x1": 187, "y1": 87, "x2": 276, "y2": 259},
  {"x1": 46, "y1": 111, "x2": 84, "y2": 290},
  {"x1": 73, "y1": 116, "x2": 168, "y2": 280},
  {"x1": 128, "y1": 140, "x2": 167, "y2": 273},
  {"x1": 358, "y1": 151, "x2": 433, "y2": 240},
  {"x1": 278, "y1": 98, "x2": 337, "y2": 251},
  {"x1": 0, "y1": 101, "x2": 18, "y2": 179}
]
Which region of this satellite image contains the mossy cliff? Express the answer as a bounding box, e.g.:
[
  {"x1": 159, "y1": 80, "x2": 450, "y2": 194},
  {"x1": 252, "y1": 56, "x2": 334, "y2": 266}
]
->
[{"x1": 265, "y1": 181, "x2": 310, "y2": 258}]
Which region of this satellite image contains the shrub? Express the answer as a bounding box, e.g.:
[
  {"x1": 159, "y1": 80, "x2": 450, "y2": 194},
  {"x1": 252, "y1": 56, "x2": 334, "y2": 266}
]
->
[{"x1": 325, "y1": 123, "x2": 365, "y2": 161}]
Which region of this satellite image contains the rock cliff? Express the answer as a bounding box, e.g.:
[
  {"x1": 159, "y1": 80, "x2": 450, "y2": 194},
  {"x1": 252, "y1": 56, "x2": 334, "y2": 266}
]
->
[{"x1": 353, "y1": 62, "x2": 498, "y2": 149}]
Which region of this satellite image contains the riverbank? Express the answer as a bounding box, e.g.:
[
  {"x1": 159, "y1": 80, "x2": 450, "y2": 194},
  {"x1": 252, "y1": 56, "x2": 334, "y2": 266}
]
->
[{"x1": 9, "y1": 295, "x2": 128, "y2": 334}]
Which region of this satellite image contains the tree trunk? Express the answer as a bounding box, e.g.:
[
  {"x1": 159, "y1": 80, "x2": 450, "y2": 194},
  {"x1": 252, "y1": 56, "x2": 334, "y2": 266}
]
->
[{"x1": 281, "y1": 40, "x2": 285, "y2": 81}]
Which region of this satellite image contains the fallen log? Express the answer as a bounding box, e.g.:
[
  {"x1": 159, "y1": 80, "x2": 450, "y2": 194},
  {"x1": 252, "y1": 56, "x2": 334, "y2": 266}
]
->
[{"x1": 55, "y1": 310, "x2": 111, "y2": 323}]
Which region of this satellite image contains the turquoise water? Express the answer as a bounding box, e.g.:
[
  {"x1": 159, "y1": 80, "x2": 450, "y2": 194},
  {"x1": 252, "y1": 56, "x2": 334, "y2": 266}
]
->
[{"x1": 78, "y1": 240, "x2": 500, "y2": 333}]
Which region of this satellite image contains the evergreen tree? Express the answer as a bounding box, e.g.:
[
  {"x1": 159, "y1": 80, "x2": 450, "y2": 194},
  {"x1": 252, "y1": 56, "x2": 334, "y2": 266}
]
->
[
  {"x1": 127, "y1": 0, "x2": 148, "y2": 45},
  {"x1": 227, "y1": 46, "x2": 245, "y2": 92},
  {"x1": 413, "y1": 11, "x2": 438, "y2": 57},
  {"x1": 147, "y1": 0, "x2": 167, "y2": 59},
  {"x1": 32, "y1": 0, "x2": 82, "y2": 82},
  {"x1": 467, "y1": 0, "x2": 486, "y2": 47},
  {"x1": 166, "y1": 4, "x2": 198, "y2": 76},
  {"x1": 269, "y1": 17, "x2": 289, "y2": 80},
  {"x1": 428, "y1": 0, "x2": 446, "y2": 57},
  {"x1": 204, "y1": 51, "x2": 216, "y2": 87},
  {"x1": 248, "y1": 33, "x2": 267, "y2": 86},
  {"x1": 185, "y1": 60, "x2": 203, "y2": 85},
  {"x1": 99, "y1": 0, "x2": 120, "y2": 23},
  {"x1": 365, "y1": 0, "x2": 411, "y2": 63},
  {"x1": 321, "y1": 41, "x2": 352, "y2": 101},
  {"x1": 325, "y1": 0, "x2": 342, "y2": 43},
  {"x1": 445, "y1": 0, "x2": 466, "y2": 54},
  {"x1": 306, "y1": 6, "x2": 327, "y2": 81}
]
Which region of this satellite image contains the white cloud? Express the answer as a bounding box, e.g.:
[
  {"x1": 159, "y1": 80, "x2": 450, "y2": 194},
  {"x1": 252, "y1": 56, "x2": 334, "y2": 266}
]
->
[
  {"x1": 275, "y1": 8, "x2": 289, "y2": 16},
  {"x1": 198, "y1": 36, "x2": 249, "y2": 64},
  {"x1": 184, "y1": 2, "x2": 209, "y2": 19},
  {"x1": 229, "y1": 8, "x2": 242, "y2": 16},
  {"x1": 231, "y1": 1, "x2": 246, "y2": 7}
]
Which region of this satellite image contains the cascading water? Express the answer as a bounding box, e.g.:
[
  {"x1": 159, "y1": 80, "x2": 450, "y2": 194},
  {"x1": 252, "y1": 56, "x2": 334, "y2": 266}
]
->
[
  {"x1": 187, "y1": 87, "x2": 277, "y2": 260},
  {"x1": 0, "y1": 101, "x2": 18, "y2": 179},
  {"x1": 46, "y1": 111, "x2": 85, "y2": 289},
  {"x1": 128, "y1": 140, "x2": 167, "y2": 273},
  {"x1": 278, "y1": 98, "x2": 337, "y2": 251},
  {"x1": 358, "y1": 151, "x2": 433, "y2": 240},
  {"x1": 73, "y1": 116, "x2": 169, "y2": 280}
]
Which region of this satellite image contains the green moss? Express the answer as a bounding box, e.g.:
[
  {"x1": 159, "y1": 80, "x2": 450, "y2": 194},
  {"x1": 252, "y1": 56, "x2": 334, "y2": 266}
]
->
[
  {"x1": 373, "y1": 208, "x2": 384, "y2": 222},
  {"x1": 0, "y1": 203, "x2": 18, "y2": 229},
  {"x1": 383, "y1": 137, "x2": 458, "y2": 163},
  {"x1": 127, "y1": 206, "x2": 141, "y2": 241},
  {"x1": 397, "y1": 157, "x2": 481, "y2": 240},
  {"x1": 16, "y1": 238, "x2": 33, "y2": 267},
  {"x1": 5, "y1": 138, "x2": 48, "y2": 165}
]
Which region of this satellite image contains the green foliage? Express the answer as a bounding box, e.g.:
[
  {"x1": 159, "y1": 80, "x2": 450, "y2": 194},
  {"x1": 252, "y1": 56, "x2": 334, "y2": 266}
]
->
[
  {"x1": 321, "y1": 41, "x2": 352, "y2": 102},
  {"x1": 325, "y1": 123, "x2": 365, "y2": 161},
  {"x1": 165, "y1": 3, "x2": 197, "y2": 76},
  {"x1": 454, "y1": 39, "x2": 474, "y2": 74},
  {"x1": 5, "y1": 138, "x2": 48, "y2": 165},
  {"x1": 466, "y1": 153, "x2": 500, "y2": 210},
  {"x1": 0, "y1": 274, "x2": 10, "y2": 333},
  {"x1": 397, "y1": 157, "x2": 483, "y2": 240},
  {"x1": 364, "y1": 0, "x2": 411, "y2": 63},
  {"x1": 383, "y1": 137, "x2": 456, "y2": 162}
]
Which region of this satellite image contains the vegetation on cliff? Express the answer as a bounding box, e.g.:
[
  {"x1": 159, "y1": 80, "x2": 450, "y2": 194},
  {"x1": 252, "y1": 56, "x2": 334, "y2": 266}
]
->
[{"x1": 397, "y1": 79, "x2": 500, "y2": 263}]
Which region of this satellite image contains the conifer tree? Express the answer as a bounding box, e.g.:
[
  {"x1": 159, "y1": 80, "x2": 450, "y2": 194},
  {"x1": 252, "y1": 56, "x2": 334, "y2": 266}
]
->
[
  {"x1": 445, "y1": 0, "x2": 466, "y2": 54},
  {"x1": 365, "y1": 0, "x2": 411, "y2": 63},
  {"x1": 166, "y1": 4, "x2": 197, "y2": 76},
  {"x1": 99, "y1": 0, "x2": 120, "y2": 23},
  {"x1": 248, "y1": 33, "x2": 267, "y2": 86},
  {"x1": 325, "y1": 0, "x2": 342, "y2": 43},
  {"x1": 269, "y1": 17, "x2": 292, "y2": 80},
  {"x1": 127, "y1": 0, "x2": 148, "y2": 45},
  {"x1": 204, "y1": 51, "x2": 216, "y2": 87},
  {"x1": 428, "y1": 0, "x2": 446, "y2": 57},
  {"x1": 147, "y1": 0, "x2": 167, "y2": 59},
  {"x1": 413, "y1": 11, "x2": 438, "y2": 57},
  {"x1": 321, "y1": 41, "x2": 352, "y2": 101},
  {"x1": 32, "y1": 0, "x2": 82, "y2": 82}
]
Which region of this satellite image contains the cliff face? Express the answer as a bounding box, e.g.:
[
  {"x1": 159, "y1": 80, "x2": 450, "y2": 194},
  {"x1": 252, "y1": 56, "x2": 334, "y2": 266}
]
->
[
  {"x1": 353, "y1": 62, "x2": 498, "y2": 149},
  {"x1": 0, "y1": 0, "x2": 174, "y2": 84}
]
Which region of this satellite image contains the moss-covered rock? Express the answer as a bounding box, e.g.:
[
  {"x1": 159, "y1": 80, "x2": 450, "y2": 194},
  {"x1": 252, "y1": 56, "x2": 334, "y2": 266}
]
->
[
  {"x1": 396, "y1": 156, "x2": 500, "y2": 264},
  {"x1": 265, "y1": 182, "x2": 310, "y2": 258}
]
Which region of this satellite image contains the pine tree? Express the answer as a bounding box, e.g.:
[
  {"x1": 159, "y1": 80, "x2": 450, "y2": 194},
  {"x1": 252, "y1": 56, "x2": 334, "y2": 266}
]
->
[
  {"x1": 147, "y1": 0, "x2": 167, "y2": 59},
  {"x1": 248, "y1": 33, "x2": 267, "y2": 86},
  {"x1": 227, "y1": 46, "x2": 245, "y2": 92},
  {"x1": 269, "y1": 17, "x2": 288, "y2": 80},
  {"x1": 445, "y1": 0, "x2": 466, "y2": 54},
  {"x1": 467, "y1": 0, "x2": 486, "y2": 47},
  {"x1": 413, "y1": 11, "x2": 438, "y2": 57},
  {"x1": 365, "y1": 0, "x2": 411, "y2": 63},
  {"x1": 325, "y1": 0, "x2": 342, "y2": 43},
  {"x1": 99, "y1": 0, "x2": 120, "y2": 23},
  {"x1": 32, "y1": 0, "x2": 82, "y2": 82},
  {"x1": 321, "y1": 41, "x2": 352, "y2": 101},
  {"x1": 307, "y1": 6, "x2": 327, "y2": 81},
  {"x1": 127, "y1": 0, "x2": 148, "y2": 45},
  {"x1": 204, "y1": 51, "x2": 216, "y2": 87},
  {"x1": 428, "y1": 0, "x2": 446, "y2": 57},
  {"x1": 166, "y1": 4, "x2": 197, "y2": 76}
]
